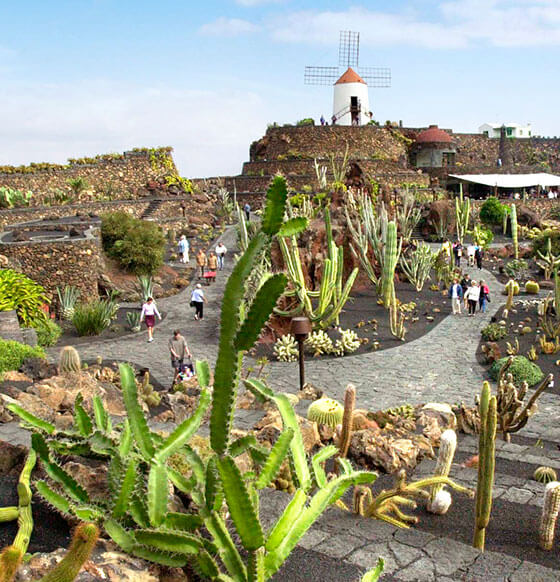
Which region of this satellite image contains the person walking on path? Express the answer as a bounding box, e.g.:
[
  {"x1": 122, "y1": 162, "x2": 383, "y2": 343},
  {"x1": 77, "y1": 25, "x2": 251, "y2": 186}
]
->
[
  {"x1": 448, "y1": 278, "x2": 463, "y2": 315},
  {"x1": 140, "y1": 297, "x2": 162, "y2": 342},
  {"x1": 467, "y1": 243, "x2": 476, "y2": 267},
  {"x1": 460, "y1": 273, "x2": 471, "y2": 308},
  {"x1": 452, "y1": 241, "x2": 462, "y2": 267},
  {"x1": 190, "y1": 283, "x2": 207, "y2": 321},
  {"x1": 475, "y1": 246, "x2": 483, "y2": 270},
  {"x1": 178, "y1": 235, "x2": 189, "y2": 263},
  {"x1": 244, "y1": 202, "x2": 251, "y2": 221},
  {"x1": 479, "y1": 280, "x2": 490, "y2": 313},
  {"x1": 464, "y1": 280, "x2": 481, "y2": 316},
  {"x1": 207, "y1": 252, "x2": 218, "y2": 283},
  {"x1": 215, "y1": 242, "x2": 227, "y2": 270},
  {"x1": 196, "y1": 249, "x2": 207, "y2": 279},
  {"x1": 169, "y1": 329, "x2": 191, "y2": 382}
]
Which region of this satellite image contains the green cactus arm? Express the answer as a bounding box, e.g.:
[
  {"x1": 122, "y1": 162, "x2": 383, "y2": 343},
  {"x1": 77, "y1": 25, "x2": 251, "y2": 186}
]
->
[
  {"x1": 248, "y1": 547, "x2": 265, "y2": 582},
  {"x1": 265, "y1": 489, "x2": 307, "y2": 552},
  {"x1": 6, "y1": 403, "x2": 55, "y2": 434},
  {"x1": 204, "y1": 511, "x2": 248, "y2": 581},
  {"x1": 244, "y1": 379, "x2": 311, "y2": 491},
  {"x1": 118, "y1": 420, "x2": 132, "y2": 458},
  {"x1": 38, "y1": 522, "x2": 99, "y2": 582},
  {"x1": 92, "y1": 396, "x2": 110, "y2": 434},
  {"x1": 112, "y1": 458, "x2": 137, "y2": 519},
  {"x1": 311, "y1": 445, "x2": 338, "y2": 488},
  {"x1": 361, "y1": 558, "x2": 385, "y2": 582},
  {"x1": 217, "y1": 455, "x2": 264, "y2": 551},
  {"x1": 278, "y1": 217, "x2": 308, "y2": 238},
  {"x1": 0, "y1": 507, "x2": 19, "y2": 522},
  {"x1": 129, "y1": 496, "x2": 150, "y2": 528},
  {"x1": 229, "y1": 434, "x2": 259, "y2": 456},
  {"x1": 88, "y1": 431, "x2": 115, "y2": 456},
  {"x1": 195, "y1": 360, "x2": 211, "y2": 388},
  {"x1": 73, "y1": 394, "x2": 93, "y2": 437},
  {"x1": 119, "y1": 363, "x2": 155, "y2": 462},
  {"x1": 130, "y1": 545, "x2": 188, "y2": 567},
  {"x1": 255, "y1": 428, "x2": 294, "y2": 490},
  {"x1": 147, "y1": 462, "x2": 168, "y2": 528},
  {"x1": 321, "y1": 267, "x2": 359, "y2": 328},
  {"x1": 163, "y1": 512, "x2": 203, "y2": 532},
  {"x1": 73, "y1": 506, "x2": 104, "y2": 522},
  {"x1": 0, "y1": 546, "x2": 23, "y2": 582},
  {"x1": 133, "y1": 529, "x2": 202, "y2": 555},
  {"x1": 35, "y1": 481, "x2": 70, "y2": 514},
  {"x1": 235, "y1": 274, "x2": 287, "y2": 351},
  {"x1": 104, "y1": 518, "x2": 135, "y2": 552},
  {"x1": 154, "y1": 388, "x2": 211, "y2": 462},
  {"x1": 211, "y1": 232, "x2": 267, "y2": 455},
  {"x1": 261, "y1": 176, "x2": 288, "y2": 236},
  {"x1": 195, "y1": 549, "x2": 221, "y2": 580},
  {"x1": 205, "y1": 455, "x2": 223, "y2": 512},
  {"x1": 316, "y1": 259, "x2": 334, "y2": 316}
]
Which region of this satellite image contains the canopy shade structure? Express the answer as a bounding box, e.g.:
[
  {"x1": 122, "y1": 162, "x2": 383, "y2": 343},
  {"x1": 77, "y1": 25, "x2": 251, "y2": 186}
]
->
[{"x1": 449, "y1": 173, "x2": 560, "y2": 188}]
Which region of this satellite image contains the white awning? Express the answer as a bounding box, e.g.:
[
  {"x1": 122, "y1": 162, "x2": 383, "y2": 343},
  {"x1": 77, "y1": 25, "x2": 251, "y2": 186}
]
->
[{"x1": 448, "y1": 173, "x2": 560, "y2": 188}]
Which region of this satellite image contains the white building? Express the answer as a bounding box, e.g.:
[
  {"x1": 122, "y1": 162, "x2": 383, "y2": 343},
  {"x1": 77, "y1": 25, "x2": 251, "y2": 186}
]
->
[
  {"x1": 479, "y1": 122, "x2": 532, "y2": 139},
  {"x1": 332, "y1": 67, "x2": 371, "y2": 126}
]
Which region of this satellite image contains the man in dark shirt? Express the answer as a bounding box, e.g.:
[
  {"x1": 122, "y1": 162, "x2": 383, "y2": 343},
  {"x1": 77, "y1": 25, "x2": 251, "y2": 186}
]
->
[{"x1": 169, "y1": 329, "x2": 191, "y2": 381}]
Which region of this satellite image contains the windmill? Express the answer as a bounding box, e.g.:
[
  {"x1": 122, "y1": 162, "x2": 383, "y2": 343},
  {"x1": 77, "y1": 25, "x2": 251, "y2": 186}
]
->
[{"x1": 304, "y1": 31, "x2": 391, "y2": 126}]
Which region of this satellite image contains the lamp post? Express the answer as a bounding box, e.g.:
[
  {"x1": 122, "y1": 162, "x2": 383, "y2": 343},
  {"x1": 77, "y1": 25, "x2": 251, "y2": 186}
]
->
[{"x1": 291, "y1": 316, "x2": 311, "y2": 391}]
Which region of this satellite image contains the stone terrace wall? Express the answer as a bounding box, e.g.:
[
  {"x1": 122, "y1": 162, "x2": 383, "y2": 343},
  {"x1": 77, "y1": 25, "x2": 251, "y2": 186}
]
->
[
  {"x1": 0, "y1": 148, "x2": 177, "y2": 204},
  {"x1": 250, "y1": 126, "x2": 410, "y2": 163},
  {"x1": 0, "y1": 232, "x2": 102, "y2": 302}
]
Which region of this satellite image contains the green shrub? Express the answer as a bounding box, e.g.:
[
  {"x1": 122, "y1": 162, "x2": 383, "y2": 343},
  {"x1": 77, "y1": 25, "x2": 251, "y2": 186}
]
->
[
  {"x1": 296, "y1": 118, "x2": 315, "y2": 126},
  {"x1": 0, "y1": 339, "x2": 45, "y2": 374},
  {"x1": 0, "y1": 186, "x2": 32, "y2": 208},
  {"x1": 504, "y1": 258, "x2": 529, "y2": 278},
  {"x1": 0, "y1": 269, "x2": 49, "y2": 326},
  {"x1": 481, "y1": 323, "x2": 507, "y2": 341},
  {"x1": 532, "y1": 229, "x2": 560, "y2": 257},
  {"x1": 72, "y1": 297, "x2": 119, "y2": 336},
  {"x1": 489, "y1": 356, "x2": 545, "y2": 386},
  {"x1": 101, "y1": 212, "x2": 165, "y2": 275},
  {"x1": 33, "y1": 319, "x2": 62, "y2": 347},
  {"x1": 480, "y1": 197, "x2": 506, "y2": 225}
]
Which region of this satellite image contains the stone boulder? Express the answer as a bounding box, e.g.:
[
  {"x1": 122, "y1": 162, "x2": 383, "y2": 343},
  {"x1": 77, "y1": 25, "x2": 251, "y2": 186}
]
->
[
  {"x1": 415, "y1": 403, "x2": 457, "y2": 447},
  {"x1": 427, "y1": 200, "x2": 455, "y2": 236},
  {"x1": 253, "y1": 409, "x2": 321, "y2": 453},
  {"x1": 517, "y1": 204, "x2": 541, "y2": 228}
]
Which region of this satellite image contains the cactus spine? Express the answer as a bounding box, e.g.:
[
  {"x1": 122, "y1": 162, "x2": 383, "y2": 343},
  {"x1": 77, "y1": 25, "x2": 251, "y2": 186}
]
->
[
  {"x1": 337, "y1": 384, "x2": 356, "y2": 460},
  {"x1": 39, "y1": 522, "x2": 99, "y2": 582},
  {"x1": 511, "y1": 203, "x2": 518, "y2": 260},
  {"x1": 539, "y1": 482, "x2": 560, "y2": 550},
  {"x1": 473, "y1": 381, "x2": 497, "y2": 551},
  {"x1": 427, "y1": 430, "x2": 457, "y2": 514},
  {"x1": 381, "y1": 221, "x2": 401, "y2": 307},
  {"x1": 58, "y1": 346, "x2": 81, "y2": 374},
  {"x1": 455, "y1": 186, "x2": 470, "y2": 245}
]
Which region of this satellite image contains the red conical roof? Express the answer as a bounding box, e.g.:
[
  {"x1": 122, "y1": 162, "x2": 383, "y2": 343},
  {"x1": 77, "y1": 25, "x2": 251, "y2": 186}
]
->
[
  {"x1": 416, "y1": 125, "x2": 453, "y2": 144},
  {"x1": 335, "y1": 67, "x2": 366, "y2": 85}
]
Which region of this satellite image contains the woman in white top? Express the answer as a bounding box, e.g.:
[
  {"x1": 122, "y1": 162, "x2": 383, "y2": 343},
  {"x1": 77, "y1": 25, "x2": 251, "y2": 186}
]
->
[
  {"x1": 140, "y1": 297, "x2": 162, "y2": 342},
  {"x1": 190, "y1": 284, "x2": 208, "y2": 321},
  {"x1": 464, "y1": 281, "x2": 480, "y2": 317}
]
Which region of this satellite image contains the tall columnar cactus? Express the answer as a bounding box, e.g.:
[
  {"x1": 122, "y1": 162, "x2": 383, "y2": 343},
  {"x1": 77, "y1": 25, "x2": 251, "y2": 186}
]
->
[
  {"x1": 539, "y1": 481, "x2": 560, "y2": 550},
  {"x1": 381, "y1": 221, "x2": 401, "y2": 307},
  {"x1": 473, "y1": 381, "x2": 497, "y2": 551},
  {"x1": 337, "y1": 384, "x2": 356, "y2": 459},
  {"x1": 427, "y1": 430, "x2": 457, "y2": 514},
  {"x1": 536, "y1": 238, "x2": 560, "y2": 280},
  {"x1": 58, "y1": 346, "x2": 81, "y2": 374},
  {"x1": 389, "y1": 295, "x2": 406, "y2": 341},
  {"x1": 400, "y1": 243, "x2": 435, "y2": 292},
  {"x1": 455, "y1": 186, "x2": 470, "y2": 245},
  {"x1": 503, "y1": 279, "x2": 518, "y2": 318},
  {"x1": 510, "y1": 203, "x2": 518, "y2": 259},
  {"x1": 40, "y1": 522, "x2": 99, "y2": 582}
]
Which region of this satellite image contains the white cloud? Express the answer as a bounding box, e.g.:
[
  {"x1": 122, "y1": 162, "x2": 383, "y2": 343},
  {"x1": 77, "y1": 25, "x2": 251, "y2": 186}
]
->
[
  {"x1": 235, "y1": 0, "x2": 281, "y2": 5},
  {"x1": 199, "y1": 17, "x2": 259, "y2": 37},
  {"x1": 0, "y1": 80, "x2": 269, "y2": 177}
]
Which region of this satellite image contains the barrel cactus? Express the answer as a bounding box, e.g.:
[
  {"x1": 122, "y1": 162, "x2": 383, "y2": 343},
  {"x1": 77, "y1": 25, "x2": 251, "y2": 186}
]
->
[
  {"x1": 273, "y1": 334, "x2": 298, "y2": 362},
  {"x1": 525, "y1": 281, "x2": 540, "y2": 294},
  {"x1": 307, "y1": 397, "x2": 344, "y2": 428},
  {"x1": 534, "y1": 466, "x2": 558, "y2": 484},
  {"x1": 58, "y1": 346, "x2": 81, "y2": 374}
]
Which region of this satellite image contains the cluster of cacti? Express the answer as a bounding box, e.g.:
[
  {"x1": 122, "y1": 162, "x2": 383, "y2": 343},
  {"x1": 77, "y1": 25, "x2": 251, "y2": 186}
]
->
[
  {"x1": 525, "y1": 280, "x2": 540, "y2": 294},
  {"x1": 536, "y1": 237, "x2": 560, "y2": 280},
  {"x1": 126, "y1": 310, "x2": 141, "y2": 332},
  {"x1": 506, "y1": 338, "x2": 519, "y2": 356},
  {"x1": 540, "y1": 336, "x2": 560, "y2": 354},
  {"x1": 427, "y1": 430, "x2": 457, "y2": 515},
  {"x1": 304, "y1": 330, "x2": 334, "y2": 356},
  {"x1": 510, "y1": 203, "x2": 518, "y2": 259},
  {"x1": 277, "y1": 208, "x2": 358, "y2": 328},
  {"x1": 495, "y1": 357, "x2": 551, "y2": 442},
  {"x1": 473, "y1": 381, "x2": 497, "y2": 551},
  {"x1": 56, "y1": 285, "x2": 80, "y2": 320},
  {"x1": 395, "y1": 191, "x2": 422, "y2": 243},
  {"x1": 336, "y1": 328, "x2": 361, "y2": 354},
  {"x1": 8, "y1": 177, "x2": 385, "y2": 582},
  {"x1": 538, "y1": 297, "x2": 560, "y2": 340},
  {"x1": 58, "y1": 346, "x2": 81, "y2": 374},
  {"x1": 302, "y1": 329, "x2": 361, "y2": 358},
  {"x1": 454, "y1": 187, "x2": 470, "y2": 244},
  {"x1": 384, "y1": 404, "x2": 415, "y2": 419},
  {"x1": 307, "y1": 397, "x2": 344, "y2": 428},
  {"x1": 539, "y1": 482, "x2": 560, "y2": 550},
  {"x1": 400, "y1": 243, "x2": 435, "y2": 292},
  {"x1": 353, "y1": 469, "x2": 472, "y2": 528},
  {"x1": 534, "y1": 466, "x2": 558, "y2": 484},
  {"x1": 274, "y1": 334, "x2": 299, "y2": 362},
  {"x1": 138, "y1": 371, "x2": 161, "y2": 407},
  {"x1": 389, "y1": 296, "x2": 406, "y2": 341}
]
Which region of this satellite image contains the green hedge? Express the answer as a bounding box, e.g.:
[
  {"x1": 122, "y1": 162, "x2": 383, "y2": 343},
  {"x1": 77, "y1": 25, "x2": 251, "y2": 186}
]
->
[
  {"x1": 0, "y1": 339, "x2": 45, "y2": 374},
  {"x1": 489, "y1": 356, "x2": 545, "y2": 387}
]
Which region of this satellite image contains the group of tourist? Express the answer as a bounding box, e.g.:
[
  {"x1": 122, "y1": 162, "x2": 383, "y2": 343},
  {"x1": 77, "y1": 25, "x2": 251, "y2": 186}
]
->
[
  {"x1": 448, "y1": 240, "x2": 483, "y2": 269},
  {"x1": 448, "y1": 273, "x2": 490, "y2": 316}
]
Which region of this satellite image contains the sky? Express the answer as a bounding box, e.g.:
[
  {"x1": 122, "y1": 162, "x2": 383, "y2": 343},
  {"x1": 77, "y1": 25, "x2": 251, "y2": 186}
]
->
[{"x1": 0, "y1": 0, "x2": 559, "y2": 177}]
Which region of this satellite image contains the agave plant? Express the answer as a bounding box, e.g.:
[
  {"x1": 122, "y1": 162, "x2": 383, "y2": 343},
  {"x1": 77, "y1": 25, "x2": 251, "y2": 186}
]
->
[
  {"x1": 137, "y1": 275, "x2": 154, "y2": 303},
  {"x1": 7, "y1": 176, "x2": 383, "y2": 582},
  {"x1": 56, "y1": 285, "x2": 81, "y2": 320}
]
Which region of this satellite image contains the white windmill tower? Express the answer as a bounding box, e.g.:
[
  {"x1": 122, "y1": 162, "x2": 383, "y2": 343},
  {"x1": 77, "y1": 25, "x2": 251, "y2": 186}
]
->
[{"x1": 304, "y1": 31, "x2": 391, "y2": 126}]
